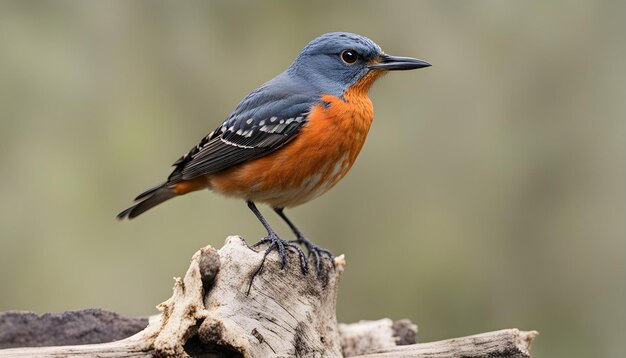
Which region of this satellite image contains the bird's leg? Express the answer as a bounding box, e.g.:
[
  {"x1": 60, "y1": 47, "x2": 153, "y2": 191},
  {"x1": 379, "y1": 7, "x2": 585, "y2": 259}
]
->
[
  {"x1": 273, "y1": 207, "x2": 335, "y2": 278},
  {"x1": 247, "y1": 201, "x2": 308, "y2": 274}
]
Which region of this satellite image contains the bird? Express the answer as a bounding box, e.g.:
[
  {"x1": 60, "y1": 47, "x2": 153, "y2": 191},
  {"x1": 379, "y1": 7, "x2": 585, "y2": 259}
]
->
[{"x1": 118, "y1": 32, "x2": 430, "y2": 278}]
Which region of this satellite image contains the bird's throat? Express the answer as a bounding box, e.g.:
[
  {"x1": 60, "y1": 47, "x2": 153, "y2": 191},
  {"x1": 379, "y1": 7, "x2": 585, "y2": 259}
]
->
[{"x1": 345, "y1": 69, "x2": 386, "y2": 98}]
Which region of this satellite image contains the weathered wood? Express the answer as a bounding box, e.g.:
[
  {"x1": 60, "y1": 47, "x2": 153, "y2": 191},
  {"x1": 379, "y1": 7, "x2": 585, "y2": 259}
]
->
[
  {"x1": 0, "y1": 236, "x2": 537, "y2": 357},
  {"x1": 353, "y1": 329, "x2": 538, "y2": 358},
  {"x1": 339, "y1": 319, "x2": 417, "y2": 356},
  {"x1": 195, "y1": 236, "x2": 344, "y2": 357}
]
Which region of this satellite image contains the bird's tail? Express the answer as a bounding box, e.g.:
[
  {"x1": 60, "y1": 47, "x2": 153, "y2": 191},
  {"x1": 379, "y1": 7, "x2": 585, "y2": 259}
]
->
[{"x1": 117, "y1": 183, "x2": 177, "y2": 220}]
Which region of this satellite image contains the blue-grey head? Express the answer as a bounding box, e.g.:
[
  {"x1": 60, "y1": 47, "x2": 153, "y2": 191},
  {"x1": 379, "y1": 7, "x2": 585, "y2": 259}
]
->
[{"x1": 287, "y1": 32, "x2": 430, "y2": 97}]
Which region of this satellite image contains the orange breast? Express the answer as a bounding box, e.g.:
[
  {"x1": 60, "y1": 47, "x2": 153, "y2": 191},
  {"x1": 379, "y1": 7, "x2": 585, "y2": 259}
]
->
[{"x1": 208, "y1": 75, "x2": 380, "y2": 208}]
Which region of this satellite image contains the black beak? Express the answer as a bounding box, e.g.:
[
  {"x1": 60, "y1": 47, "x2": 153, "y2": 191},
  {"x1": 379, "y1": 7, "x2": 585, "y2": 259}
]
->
[{"x1": 368, "y1": 54, "x2": 431, "y2": 71}]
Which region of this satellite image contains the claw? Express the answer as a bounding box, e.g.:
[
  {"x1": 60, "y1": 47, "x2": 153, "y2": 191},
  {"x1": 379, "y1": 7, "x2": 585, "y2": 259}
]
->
[
  {"x1": 286, "y1": 245, "x2": 309, "y2": 274},
  {"x1": 297, "y1": 238, "x2": 335, "y2": 285},
  {"x1": 318, "y1": 247, "x2": 335, "y2": 269},
  {"x1": 253, "y1": 237, "x2": 272, "y2": 248},
  {"x1": 249, "y1": 232, "x2": 309, "y2": 291}
]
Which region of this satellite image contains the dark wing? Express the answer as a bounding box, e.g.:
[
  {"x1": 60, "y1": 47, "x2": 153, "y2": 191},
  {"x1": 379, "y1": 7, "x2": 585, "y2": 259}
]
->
[{"x1": 167, "y1": 74, "x2": 318, "y2": 184}]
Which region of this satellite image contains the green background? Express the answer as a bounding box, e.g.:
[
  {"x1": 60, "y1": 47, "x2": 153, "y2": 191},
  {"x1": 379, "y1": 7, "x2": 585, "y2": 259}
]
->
[{"x1": 1, "y1": 1, "x2": 624, "y2": 357}]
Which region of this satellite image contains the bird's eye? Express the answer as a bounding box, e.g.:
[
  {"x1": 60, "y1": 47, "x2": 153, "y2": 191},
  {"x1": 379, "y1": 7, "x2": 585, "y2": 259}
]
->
[{"x1": 340, "y1": 50, "x2": 358, "y2": 64}]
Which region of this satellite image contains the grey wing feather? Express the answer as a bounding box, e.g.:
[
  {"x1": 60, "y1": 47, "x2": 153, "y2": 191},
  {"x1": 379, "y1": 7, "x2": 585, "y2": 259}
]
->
[{"x1": 167, "y1": 72, "x2": 318, "y2": 184}]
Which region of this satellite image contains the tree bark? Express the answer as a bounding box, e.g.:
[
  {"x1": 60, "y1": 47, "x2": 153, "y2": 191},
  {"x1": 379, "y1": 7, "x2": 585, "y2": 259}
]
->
[{"x1": 0, "y1": 236, "x2": 538, "y2": 357}]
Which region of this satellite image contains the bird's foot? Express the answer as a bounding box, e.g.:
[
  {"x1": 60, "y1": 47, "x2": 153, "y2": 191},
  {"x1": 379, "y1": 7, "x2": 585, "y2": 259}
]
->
[
  {"x1": 252, "y1": 232, "x2": 308, "y2": 274},
  {"x1": 293, "y1": 237, "x2": 335, "y2": 280},
  {"x1": 247, "y1": 232, "x2": 308, "y2": 295}
]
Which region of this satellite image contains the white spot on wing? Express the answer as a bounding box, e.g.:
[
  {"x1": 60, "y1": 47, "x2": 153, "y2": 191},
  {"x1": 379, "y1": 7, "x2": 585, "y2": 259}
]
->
[{"x1": 220, "y1": 137, "x2": 254, "y2": 148}]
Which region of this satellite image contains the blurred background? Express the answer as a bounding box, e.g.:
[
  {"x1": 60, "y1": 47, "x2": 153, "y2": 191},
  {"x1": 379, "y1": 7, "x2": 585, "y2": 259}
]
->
[{"x1": 1, "y1": 1, "x2": 624, "y2": 356}]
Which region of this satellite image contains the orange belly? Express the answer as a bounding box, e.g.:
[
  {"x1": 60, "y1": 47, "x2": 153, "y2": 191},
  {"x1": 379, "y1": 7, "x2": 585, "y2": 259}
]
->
[{"x1": 209, "y1": 90, "x2": 375, "y2": 208}]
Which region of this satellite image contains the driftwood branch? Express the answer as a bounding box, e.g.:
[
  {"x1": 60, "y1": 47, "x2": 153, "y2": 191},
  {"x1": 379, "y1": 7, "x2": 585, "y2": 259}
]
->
[
  {"x1": 0, "y1": 236, "x2": 537, "y2": 357},
  {"x1": 350, "y1": 329, "x2": 537, "y2": 357}
]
